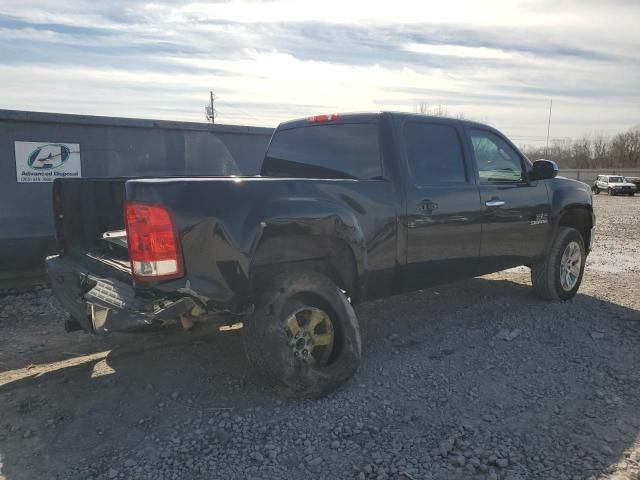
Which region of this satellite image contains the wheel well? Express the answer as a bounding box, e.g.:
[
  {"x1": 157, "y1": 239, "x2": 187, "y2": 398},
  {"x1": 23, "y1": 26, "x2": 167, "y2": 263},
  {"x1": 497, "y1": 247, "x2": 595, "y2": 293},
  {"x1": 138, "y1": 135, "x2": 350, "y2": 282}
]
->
[
  {"x1": 250, "y1": 236, "x2": 358, "y2": 301},
  {"x1": 558, "y1": 208, "x2": 593, "y2": 251}
]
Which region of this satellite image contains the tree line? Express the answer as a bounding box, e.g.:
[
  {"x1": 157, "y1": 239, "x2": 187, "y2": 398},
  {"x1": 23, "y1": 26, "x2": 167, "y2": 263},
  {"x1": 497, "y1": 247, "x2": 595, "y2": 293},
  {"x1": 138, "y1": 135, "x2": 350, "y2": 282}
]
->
[
  {"x1": 413, "y1": 103, "x2": 640, "y2": 169},
  {"x1": 520, "y1": 127, "x2": 640, "y2": 169}
]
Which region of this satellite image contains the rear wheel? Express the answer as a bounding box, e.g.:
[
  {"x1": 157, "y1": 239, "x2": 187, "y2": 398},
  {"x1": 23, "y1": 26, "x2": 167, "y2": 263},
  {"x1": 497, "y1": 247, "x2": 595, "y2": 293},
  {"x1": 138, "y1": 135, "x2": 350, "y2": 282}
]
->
[
  {"x1": 531, "y1": 227, "x2": 586, "y2": 300},
  {"x1": 608, "y1": 188, "x2": 614, "y2": 196},
  {"x1": 243, "y1": 270, "x2": 361, "y2": 398}
]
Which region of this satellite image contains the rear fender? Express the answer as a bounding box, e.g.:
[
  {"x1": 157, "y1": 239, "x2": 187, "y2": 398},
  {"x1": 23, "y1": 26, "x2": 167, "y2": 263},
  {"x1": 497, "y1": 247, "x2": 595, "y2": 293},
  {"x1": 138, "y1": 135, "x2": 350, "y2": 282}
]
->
[{"x1": 247, "y1": 200, "x2": 366, "y2": 301}]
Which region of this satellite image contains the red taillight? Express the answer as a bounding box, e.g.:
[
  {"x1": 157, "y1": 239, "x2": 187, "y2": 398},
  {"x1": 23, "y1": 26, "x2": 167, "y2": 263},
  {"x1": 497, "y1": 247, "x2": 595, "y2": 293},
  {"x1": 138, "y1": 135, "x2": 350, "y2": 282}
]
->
[
  {"x1": 306, "y1": 113, "x2": 339, "y2": 123},
  {"x1": 125, "y1": 202, "x2": 183, "y2": 281}
]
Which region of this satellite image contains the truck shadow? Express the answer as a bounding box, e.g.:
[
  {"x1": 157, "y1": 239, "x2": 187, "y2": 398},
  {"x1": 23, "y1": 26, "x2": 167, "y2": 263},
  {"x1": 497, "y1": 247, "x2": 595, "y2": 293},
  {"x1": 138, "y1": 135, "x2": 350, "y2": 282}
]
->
[{"x1": 1, "y1": 275, "x2": 639, "y2": 479}]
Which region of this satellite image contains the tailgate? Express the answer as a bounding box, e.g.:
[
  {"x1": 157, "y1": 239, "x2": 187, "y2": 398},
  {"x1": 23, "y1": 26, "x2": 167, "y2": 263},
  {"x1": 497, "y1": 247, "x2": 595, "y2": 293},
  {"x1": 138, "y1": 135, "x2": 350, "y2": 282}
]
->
[{"x1": 52, "y1": 178, "x2": 131, "y2": 281}]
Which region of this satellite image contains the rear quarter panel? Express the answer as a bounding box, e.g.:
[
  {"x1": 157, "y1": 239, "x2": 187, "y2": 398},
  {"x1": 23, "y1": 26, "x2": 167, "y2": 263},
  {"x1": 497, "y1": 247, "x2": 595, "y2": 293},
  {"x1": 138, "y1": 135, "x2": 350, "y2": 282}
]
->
[{"x1": 125, "y1": 177, "x2": 397, "y2": 308}]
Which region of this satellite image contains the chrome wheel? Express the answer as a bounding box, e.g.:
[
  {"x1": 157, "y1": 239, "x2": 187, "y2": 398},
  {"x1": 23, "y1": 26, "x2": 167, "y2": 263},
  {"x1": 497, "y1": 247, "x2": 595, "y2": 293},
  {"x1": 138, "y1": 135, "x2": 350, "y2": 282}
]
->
[
  {"x1": 285, "y1": 307, "x2": 335, "y2": 366},
  {"x1": 560, "y1": 241, "x2": 582, "y2": 292}
]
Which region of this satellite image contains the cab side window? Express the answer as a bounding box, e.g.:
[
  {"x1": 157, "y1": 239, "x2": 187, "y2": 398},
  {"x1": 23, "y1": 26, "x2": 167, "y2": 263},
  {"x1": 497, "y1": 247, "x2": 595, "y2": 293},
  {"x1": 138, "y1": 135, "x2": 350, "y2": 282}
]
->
[
  {"x1": 403, "y1": 122, "x2": 467, "y2": 186},
  {"x1": 470, "y1": 129, "x2": 524, "y2": 183}
]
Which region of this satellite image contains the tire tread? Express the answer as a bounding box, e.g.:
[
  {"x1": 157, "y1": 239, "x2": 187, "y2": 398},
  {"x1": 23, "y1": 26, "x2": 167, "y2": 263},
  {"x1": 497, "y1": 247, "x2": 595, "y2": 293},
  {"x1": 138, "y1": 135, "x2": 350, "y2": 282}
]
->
[
  {"x1": 531, "y1": 226, "x2": 584, "y2": 301},
  {"x1": 242, "y1": 270, "x2": 361, "y2": 398}
]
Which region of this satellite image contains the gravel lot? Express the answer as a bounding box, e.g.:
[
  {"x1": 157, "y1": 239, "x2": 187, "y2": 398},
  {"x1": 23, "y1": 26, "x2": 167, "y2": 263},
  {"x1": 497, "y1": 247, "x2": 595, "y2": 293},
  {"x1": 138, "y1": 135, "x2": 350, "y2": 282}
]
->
[{"x1": 1, "y1": 194, "x2": 639, "y2": 480}]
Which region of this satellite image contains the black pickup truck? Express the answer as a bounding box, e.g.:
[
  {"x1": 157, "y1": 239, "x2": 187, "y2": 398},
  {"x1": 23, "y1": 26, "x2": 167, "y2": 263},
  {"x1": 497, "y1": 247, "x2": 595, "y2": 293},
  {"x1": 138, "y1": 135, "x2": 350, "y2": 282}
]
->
[{"x1": 47, "y1": 112, "x2": 594, "y2": 398}]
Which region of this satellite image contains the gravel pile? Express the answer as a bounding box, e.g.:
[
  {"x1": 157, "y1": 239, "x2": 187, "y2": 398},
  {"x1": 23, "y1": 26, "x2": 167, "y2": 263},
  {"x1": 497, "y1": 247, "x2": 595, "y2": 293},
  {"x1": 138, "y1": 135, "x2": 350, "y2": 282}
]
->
[{"x1": 1, "y1": 195, "x2": 639, "y2": 480}]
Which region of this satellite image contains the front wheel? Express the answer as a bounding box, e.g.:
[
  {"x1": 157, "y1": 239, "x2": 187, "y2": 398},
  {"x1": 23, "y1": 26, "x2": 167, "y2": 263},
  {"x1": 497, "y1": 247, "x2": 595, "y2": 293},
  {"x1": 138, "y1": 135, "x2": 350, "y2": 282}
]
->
[
  {"x1": 531, "y1": 227, "x2": 586, "y2": 300},
  {"x1": 593, "y1": 187, "x2": 600, "y2": 194},
  {"x1": 243, "y1": 270, "x2": 361, "y2": 398}
]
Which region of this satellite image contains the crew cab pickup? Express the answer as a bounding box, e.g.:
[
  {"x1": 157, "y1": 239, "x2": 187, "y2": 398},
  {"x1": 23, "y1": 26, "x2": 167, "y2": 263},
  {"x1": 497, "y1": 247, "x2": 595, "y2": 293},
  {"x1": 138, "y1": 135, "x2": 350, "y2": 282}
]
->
[{"x1": 47, "y1": 112, "x2": 595, "y2": 398}]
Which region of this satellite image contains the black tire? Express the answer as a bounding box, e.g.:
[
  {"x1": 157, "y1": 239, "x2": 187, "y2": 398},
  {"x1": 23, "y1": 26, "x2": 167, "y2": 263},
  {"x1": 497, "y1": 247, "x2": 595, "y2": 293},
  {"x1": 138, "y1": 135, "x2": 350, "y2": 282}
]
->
[
  {"x1": 243, "y1": 270, "x2": 361, "y2": 398},
  {"x1": 629, "y1": 193, "x2": 635, "y2": 197},
  {"x1": 608, "y1": 188, "x2": 614, "y2": 196},
  {"x1": 593, "y1": 187, "x2": 600, "y2": 194},
  {"x1": 531, "y1": 227, "x2": 586, "y2": 301}
]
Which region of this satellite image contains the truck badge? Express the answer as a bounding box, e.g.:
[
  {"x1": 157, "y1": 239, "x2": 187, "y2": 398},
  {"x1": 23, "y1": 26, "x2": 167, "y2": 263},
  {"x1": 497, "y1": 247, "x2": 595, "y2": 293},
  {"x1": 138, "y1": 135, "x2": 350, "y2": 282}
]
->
[{"x1": 530, "y1": 213, "x2": 549, "y2": 225}]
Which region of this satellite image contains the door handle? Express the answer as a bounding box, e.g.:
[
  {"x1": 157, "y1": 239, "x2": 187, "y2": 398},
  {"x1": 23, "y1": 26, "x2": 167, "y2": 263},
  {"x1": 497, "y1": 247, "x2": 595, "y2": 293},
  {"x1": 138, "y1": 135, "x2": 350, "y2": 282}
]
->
[{"x1": 485, "y1": 199, "x2": 505, "y2": 207}]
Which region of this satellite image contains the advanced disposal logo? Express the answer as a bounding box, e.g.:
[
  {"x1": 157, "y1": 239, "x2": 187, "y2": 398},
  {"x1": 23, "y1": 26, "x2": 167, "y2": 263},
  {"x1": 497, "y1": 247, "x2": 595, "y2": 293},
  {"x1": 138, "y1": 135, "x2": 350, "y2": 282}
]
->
[{"x1": 15, "y1": 141, "x2": 81, "y2": 183}]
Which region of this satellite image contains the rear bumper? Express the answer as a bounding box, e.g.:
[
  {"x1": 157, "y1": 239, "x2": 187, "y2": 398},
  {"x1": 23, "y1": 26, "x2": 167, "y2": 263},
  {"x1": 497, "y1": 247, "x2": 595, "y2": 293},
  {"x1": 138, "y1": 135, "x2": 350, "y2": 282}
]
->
[{"x1": 46, "y1": 255, "x2": 194, "y2": 335}]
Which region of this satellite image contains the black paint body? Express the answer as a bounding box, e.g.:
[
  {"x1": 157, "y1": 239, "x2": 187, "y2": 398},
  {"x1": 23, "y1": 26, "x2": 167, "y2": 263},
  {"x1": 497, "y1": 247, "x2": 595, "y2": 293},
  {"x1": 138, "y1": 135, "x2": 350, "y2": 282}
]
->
[{"x1": 47, "y1": 113, "x2": 595, "y2": 333}]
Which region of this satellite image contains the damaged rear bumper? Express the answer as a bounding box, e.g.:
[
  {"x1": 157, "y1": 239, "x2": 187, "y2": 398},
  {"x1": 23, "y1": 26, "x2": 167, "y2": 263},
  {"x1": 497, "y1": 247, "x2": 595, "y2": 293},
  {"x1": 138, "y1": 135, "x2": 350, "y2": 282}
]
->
[{"x1": 46, "y1": 255, "x2": 194, "y2": 335}]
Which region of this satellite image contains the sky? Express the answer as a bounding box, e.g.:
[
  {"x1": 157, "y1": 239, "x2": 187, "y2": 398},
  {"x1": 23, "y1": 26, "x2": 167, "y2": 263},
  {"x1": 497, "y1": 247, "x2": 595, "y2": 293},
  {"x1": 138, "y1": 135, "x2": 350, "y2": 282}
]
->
[{"x1": 0, "y1": 0, "x2": 639, "y2": 146}]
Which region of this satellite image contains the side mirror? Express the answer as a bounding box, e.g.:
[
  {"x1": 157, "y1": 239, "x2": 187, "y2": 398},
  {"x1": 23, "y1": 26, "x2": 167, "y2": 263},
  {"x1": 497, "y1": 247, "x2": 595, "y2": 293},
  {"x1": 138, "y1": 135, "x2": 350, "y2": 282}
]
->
[{"x1": 530, "y1": 159, "x2": 558, "y2": 181}]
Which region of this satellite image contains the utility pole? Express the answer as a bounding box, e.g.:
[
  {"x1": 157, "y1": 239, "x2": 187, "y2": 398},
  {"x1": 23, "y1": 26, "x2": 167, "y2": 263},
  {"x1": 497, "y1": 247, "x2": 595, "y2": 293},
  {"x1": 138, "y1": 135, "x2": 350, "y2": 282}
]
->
[
  {"x1": 205, "y1": 91, "x2": 217, "y2": 124},
  {"x1": 545, "y1": 99, "x2": 553, "y2": 158}
]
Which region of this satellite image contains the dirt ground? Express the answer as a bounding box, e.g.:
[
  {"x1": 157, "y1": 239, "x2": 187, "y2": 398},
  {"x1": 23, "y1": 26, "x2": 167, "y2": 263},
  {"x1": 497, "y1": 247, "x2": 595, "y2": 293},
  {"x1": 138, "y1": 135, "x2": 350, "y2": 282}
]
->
[{"x1": 1, "y1": 194, "x2": 639, "y2": 480}]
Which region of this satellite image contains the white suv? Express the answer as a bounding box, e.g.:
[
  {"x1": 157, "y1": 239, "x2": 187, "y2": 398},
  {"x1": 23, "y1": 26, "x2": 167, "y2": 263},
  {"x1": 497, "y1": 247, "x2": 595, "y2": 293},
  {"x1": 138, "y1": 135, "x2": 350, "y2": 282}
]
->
[{"x1": 592, "y1": 175, "x2": 636, "y2": 196}]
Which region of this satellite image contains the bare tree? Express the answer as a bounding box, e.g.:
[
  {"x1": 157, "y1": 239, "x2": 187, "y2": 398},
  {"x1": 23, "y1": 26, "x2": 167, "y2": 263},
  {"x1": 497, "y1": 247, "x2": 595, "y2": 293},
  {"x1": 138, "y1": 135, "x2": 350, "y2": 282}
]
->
[
  {"x1": 520, "y1": 127, "x2": 640, "y2": 169},
  {"x1": 414, "y1": 103, "x2": 468, "y2": 120},
  {"x1": 571, "y1": 136, "x2": 592, "y2": 168},
  {"x1": 413, "y1": 103, "x2": 638, "y2": 169},
  {"x1": 592, "y1": 133, "x2": 610, "y2": 168},
  {"x1": 414, "y1": 103, "x2": 450, "y2": 117}
]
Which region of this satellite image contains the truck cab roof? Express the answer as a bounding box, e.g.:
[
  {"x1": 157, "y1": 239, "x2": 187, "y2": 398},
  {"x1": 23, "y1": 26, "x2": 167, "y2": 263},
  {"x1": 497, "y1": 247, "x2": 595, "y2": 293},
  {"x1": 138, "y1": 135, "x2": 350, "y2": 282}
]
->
[{"x1": 276, "y1": 111, "x2": 492, "y2": 131}]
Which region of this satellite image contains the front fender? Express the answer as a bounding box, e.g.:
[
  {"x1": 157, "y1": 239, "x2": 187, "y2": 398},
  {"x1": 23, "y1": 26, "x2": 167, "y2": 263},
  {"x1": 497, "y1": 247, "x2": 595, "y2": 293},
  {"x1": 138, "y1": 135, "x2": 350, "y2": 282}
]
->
[
  {"x1": 548, "y1": 177, "x2": 593, "y2": 224},
  {"x1": 546, "y1": 176, "x2": 595, "y2": 252}
]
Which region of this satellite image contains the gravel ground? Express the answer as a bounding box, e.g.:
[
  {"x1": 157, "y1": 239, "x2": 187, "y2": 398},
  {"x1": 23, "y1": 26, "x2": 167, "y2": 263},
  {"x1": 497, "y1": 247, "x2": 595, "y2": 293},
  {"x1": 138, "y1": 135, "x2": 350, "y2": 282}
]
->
[{"x1": 1, "y1": 194, "x2": 639, "y2": 480}]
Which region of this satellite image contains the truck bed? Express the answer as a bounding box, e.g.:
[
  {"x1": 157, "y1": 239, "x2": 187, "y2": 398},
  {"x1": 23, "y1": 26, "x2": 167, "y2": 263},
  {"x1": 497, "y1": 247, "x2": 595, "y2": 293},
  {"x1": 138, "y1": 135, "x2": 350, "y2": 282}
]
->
[{"x1": 53, "y1": 178, "x2": 131, "y2": 280}]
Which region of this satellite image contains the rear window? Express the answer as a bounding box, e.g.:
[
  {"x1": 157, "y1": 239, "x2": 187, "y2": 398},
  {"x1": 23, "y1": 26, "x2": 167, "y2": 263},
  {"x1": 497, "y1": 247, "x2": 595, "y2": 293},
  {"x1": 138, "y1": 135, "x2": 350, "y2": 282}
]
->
[{"x1": 261, "y1": 123, "x2": 382, "y2": 180}]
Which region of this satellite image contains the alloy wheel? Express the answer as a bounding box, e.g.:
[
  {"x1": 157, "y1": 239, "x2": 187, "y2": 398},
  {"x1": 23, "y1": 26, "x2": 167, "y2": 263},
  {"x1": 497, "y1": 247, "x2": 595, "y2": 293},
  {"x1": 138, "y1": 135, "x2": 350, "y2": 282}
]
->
[
  {"x1": 560, "y1": 241, "x2": 582, "y2": 291},
  {"x1": 284, "y1": 307, "x2": 335, "y2": 366}
]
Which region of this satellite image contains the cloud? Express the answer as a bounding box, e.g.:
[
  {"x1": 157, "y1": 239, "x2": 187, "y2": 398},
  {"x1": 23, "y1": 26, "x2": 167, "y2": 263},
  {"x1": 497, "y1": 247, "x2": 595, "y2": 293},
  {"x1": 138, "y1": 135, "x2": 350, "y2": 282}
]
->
[
  {"x1": 0, "y1": 1, "x2": 638, "y2": 144},
  {"x1": 404, "y1": 43, "x2": 513, "y2": 60}
]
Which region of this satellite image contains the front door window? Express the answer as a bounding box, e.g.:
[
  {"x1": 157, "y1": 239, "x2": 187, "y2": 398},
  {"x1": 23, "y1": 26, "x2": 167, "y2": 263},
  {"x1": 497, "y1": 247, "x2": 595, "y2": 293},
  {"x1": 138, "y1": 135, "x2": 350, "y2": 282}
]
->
[{"x1": 470, "y1": 129, "x2": 524, "y2": 183}]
